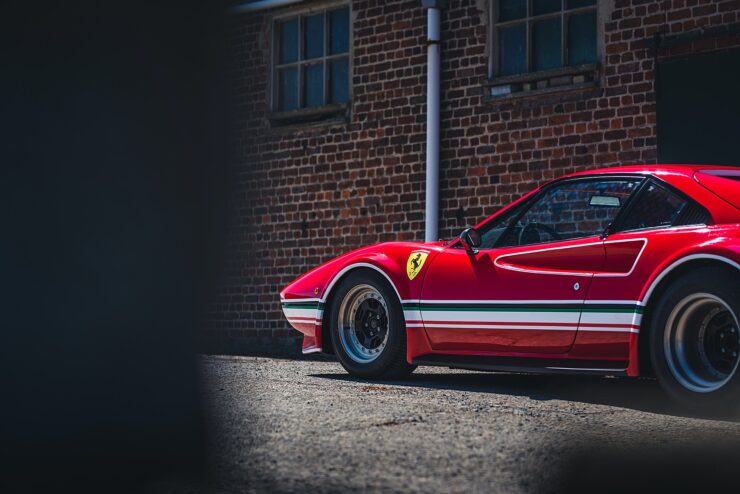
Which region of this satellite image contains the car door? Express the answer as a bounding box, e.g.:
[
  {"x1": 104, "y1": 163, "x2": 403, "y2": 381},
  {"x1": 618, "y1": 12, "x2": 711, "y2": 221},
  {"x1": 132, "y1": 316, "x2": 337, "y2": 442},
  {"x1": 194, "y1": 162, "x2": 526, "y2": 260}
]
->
[{"x1": 418, "y1": 177, "x2": 643, "y2": 354}]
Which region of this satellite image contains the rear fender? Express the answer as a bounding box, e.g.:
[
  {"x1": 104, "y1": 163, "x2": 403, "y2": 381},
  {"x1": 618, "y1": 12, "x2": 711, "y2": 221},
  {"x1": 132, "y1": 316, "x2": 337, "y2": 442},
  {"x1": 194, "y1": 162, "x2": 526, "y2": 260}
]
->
[{"x1": 629, "y1": 238, "x2": 740, "y2": 376}]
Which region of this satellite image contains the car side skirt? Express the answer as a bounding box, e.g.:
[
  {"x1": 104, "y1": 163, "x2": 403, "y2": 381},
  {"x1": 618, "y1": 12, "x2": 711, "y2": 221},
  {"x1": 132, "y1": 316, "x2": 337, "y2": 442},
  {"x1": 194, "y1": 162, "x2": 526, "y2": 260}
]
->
[{"x1": 411, "y1": 353, "x2": 629, "y2": 376}]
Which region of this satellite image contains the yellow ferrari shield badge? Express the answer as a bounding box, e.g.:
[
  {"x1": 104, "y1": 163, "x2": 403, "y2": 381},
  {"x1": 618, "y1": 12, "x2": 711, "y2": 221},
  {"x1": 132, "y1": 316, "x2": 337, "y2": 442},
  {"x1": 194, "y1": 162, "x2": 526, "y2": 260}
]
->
[{"x1": 406, "y1": 251, "x2": 429, "y2": 280}]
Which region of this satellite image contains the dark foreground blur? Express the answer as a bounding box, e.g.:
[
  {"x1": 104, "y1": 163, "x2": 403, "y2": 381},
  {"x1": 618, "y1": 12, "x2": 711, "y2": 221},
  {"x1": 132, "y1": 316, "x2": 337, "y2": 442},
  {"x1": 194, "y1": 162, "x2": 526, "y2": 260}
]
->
[
  {"x1": 1, "y1": 2, "x2": 230, "y2": 492},
  {"x1": 554, "y1": 441, "x2": 740, "y2": 494}
]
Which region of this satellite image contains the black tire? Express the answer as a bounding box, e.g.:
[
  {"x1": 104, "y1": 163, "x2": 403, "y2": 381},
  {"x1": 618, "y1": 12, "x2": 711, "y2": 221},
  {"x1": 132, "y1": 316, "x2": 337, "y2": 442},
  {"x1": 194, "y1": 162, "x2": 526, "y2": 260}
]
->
[
  {"x1": 329, "y1": 270, "x2": 416, "y2": 379},
  {"x1": 649, "y1": 266, "x2": 740, "y2": 413}
]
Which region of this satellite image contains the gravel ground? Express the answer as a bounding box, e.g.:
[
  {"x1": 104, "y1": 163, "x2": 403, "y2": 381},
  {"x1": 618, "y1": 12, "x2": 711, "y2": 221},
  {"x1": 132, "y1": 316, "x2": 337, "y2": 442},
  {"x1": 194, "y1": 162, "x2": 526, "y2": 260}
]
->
[{"x1": 197, "y1": 355, "x2": 740, "y2": 494}]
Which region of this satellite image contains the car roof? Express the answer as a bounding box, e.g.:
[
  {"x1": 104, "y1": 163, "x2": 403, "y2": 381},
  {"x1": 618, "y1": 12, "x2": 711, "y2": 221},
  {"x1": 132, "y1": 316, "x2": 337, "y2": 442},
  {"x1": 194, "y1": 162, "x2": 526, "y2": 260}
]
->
[
  {"x1": 559, "y1": 164, "x2": 738, "y2": 180},
  {"x1": 469, "y1": 164, "x2": 740, "y2": 235},
  {"x1": 548, "y1": 164, "x2": 740, "y2": 222},
  {"x1": 548, "y1": 164, "x2": 740, "y2": 191}
]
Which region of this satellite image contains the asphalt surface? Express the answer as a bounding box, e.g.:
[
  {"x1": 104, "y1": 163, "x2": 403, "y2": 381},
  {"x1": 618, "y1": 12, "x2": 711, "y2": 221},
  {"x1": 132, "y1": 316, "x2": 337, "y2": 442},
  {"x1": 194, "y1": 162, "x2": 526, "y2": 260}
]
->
[{"x1": 197, "y1": 355, "x2": 740, "y2": 494}]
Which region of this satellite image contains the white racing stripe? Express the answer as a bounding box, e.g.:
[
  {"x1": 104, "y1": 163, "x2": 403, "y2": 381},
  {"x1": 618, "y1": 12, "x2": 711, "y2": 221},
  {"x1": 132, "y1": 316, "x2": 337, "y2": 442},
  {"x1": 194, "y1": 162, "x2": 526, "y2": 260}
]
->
[
  {"x1": 418, "y1": 311, "x2": 581, "y2": 324},
  {"x1": 280, "y1": 298, "x2": 321, "y2": 304},
  {"x1": 408, "y1": 322, "x2": 636, "y2": 332},
  {"x1": 577, "y1": 326, "x2": 639, "y2": 333},
  {"x1": 580, "y1": 312, "x2": 642, "y2": 326},
  {"x1": 415, "y1": 323, "x2": 579, "y2": 331},
  {"x1": 403, "y1": 299, "x2": 641, "y2": 305},
  {"x1": 281, "y1": 307, "x2": 319, "y2": 319}
]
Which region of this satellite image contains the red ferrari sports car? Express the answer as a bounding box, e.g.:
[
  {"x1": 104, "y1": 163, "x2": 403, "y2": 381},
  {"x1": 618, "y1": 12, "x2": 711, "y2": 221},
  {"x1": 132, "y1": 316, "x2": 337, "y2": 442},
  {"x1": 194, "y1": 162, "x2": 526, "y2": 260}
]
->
[{"x1": 281, "y1": 165, "x2": 740, "y2": 408}]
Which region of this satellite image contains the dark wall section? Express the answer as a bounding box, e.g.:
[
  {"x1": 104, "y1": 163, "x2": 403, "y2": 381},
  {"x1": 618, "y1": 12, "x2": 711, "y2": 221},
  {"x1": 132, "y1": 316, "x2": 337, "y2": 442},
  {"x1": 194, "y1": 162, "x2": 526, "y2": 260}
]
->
[
  {"x1": 1, "y1": 1, "x2": 231, "y2": 491},
  {"x1": 657, "y1": 47, "x2": 740, "y2": 166}
]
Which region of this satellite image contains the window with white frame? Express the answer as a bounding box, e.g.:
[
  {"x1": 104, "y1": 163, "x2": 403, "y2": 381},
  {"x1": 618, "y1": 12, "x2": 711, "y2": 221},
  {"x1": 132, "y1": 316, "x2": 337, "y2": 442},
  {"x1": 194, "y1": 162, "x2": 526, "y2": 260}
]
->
[
  {"x1": 491, "y1": 0, "x2": 597, "y2": 82},
  {"x1": 273, "y1": 5, "x2": 350, "y2": 114}
]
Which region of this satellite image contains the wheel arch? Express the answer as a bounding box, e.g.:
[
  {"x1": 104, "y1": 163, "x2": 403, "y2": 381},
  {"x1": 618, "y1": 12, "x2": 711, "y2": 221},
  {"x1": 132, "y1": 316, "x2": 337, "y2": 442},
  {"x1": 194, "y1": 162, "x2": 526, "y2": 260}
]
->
[
  {"x1": 320, "y1": 263, "x2": 405, "y2": 355},
  {"x1": 638, "y1": 255, "x2": 740, "y2": 375}
]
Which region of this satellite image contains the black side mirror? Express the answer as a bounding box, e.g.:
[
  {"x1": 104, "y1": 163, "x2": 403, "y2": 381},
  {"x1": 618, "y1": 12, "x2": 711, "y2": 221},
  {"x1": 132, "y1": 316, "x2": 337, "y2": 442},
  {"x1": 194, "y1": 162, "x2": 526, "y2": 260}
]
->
[{"x1": 459, "y1": 227, "x2": 481, "y2": 251}]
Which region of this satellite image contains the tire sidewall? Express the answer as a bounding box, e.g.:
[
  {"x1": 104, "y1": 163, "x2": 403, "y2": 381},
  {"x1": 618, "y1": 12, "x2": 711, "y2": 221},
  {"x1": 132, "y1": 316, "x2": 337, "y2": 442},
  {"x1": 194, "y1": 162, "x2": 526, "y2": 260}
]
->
[
  {"x1": 329, "y1": 270, "x2": 407, "y2": 378},
  {"x1": 649, "y1": 267, "x2": 740, "y2": 410}
]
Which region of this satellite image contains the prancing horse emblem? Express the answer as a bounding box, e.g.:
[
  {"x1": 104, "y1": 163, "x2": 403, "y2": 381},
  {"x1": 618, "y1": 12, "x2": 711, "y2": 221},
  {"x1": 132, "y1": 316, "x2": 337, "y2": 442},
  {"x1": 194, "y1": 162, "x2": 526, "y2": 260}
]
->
[{"x1": 406, "y1": 251, "x2": 429, "y2": 280}]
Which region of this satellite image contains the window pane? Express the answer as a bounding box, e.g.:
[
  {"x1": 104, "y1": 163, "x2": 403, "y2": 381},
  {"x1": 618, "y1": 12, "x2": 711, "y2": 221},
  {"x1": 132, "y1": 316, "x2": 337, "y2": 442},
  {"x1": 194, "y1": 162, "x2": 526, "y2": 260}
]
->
[
  {"x1": 619, "y1": 183, "x2": 688, "y2": 231},
  {"x1": 499, "y1": 0, "x2": 526, "y2": 21},
  {"x1": 330, "y1": 57, "x2": 349, "y2": 104},
  {"x1": 479, "y1": 201, "x2": 528, "y2": 249},
  {"x1": 304, "y1": 63, "x2": 324, "y2": 108},
  {"x1": 330, "y1": 7, "x2": 349, "y2": 54},
  {"x1": 499, "y1": 24, "x2": 526, "y2": 76},
  {"x1": 533, "y1": 0, "x2": 561, "y2": 16},
  {"x1": 533, "y1": 18, "x2": 561, "y2": 71},
  {"x1": 498, "y1": 179, "x2": 641, "y2": 247},
  {"x1": 567, "y1": 0, "x2": 596, "y2": 8},
  {"x1": 278, "y1": 67, "x2": 299, "y2": 111},
  {"x1": 304, "y1": 14, "x2": 324, "y2": 60},
  {"x1": 278, "y1": 18, "x2": 299, "y2": 64},
  {"x1": 568, "y1": 11, "x2": 596, "y2": 65}
]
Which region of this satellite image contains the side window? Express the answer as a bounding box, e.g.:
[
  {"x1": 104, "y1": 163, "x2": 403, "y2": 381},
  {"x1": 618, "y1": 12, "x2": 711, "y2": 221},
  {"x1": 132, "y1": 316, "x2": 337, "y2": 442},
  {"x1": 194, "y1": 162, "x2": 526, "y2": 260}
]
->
[
  {"x1": 478, "y1": 201, "x2": 528, "y2": 249},
  {"x1": 618, "y1": 181, "x2": 707, "y2": 232},
  {"x1": 496, "y1": 179, "x2": 641, "y2": 248}
]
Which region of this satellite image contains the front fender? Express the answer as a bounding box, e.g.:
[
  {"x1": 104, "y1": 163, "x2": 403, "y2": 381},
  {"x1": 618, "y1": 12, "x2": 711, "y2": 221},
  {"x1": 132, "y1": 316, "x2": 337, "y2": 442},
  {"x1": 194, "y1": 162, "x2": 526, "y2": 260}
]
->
[{"x1": 279, "y1": 242, "x2": 444, "y2": 353}]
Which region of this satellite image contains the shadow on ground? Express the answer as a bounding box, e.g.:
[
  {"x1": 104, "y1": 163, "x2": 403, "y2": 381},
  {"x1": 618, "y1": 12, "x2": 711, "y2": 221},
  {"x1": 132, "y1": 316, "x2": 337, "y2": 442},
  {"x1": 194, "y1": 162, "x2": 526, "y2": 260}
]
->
[
  {"x1": 312, "y1": 369, "x2": 740, "y2": 492},
  {"x1": 312, "y1": 370, "x2": 737, "y2": 421}
]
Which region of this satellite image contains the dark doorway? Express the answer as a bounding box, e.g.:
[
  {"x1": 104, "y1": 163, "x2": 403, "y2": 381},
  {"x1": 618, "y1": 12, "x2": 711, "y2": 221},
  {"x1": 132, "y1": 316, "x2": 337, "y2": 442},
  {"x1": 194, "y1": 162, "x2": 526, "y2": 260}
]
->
[{"x1": 657, "y1": 47, "x2": 740, "y2": 166}]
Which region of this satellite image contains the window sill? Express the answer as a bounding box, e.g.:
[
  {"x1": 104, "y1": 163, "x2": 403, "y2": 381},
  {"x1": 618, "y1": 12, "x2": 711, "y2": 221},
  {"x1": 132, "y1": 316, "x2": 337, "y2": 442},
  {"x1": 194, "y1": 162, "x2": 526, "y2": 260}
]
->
[
  {"x1": 268, "y1": 103, "x2": 349, "y2": 128},
  {"x1": 485, "y1": 64, "x2": 599, "y2": 101}
]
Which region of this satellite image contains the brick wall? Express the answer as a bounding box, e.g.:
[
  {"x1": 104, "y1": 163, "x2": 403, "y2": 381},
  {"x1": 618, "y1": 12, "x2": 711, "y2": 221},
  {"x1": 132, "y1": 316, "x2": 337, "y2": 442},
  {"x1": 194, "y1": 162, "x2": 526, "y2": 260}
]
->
[{"x1": 203, "y1": 0, "x2": 740, "y2": 356}]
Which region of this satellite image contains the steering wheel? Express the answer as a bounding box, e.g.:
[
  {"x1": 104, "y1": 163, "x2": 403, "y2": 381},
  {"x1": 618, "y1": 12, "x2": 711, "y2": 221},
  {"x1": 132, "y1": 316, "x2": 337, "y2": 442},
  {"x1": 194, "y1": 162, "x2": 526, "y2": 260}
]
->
[{"x1": 518, "y1": 222, "x2": 562, "y2": 245}]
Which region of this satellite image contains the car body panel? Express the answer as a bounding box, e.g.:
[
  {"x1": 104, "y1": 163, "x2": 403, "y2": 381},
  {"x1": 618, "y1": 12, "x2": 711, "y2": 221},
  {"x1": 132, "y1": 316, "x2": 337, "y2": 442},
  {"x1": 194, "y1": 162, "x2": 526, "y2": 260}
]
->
[
  {"x1": 280, "y1": 242, "x2": 445, "y2": 354},
  {"x1": 693, "y1": 169, "x2": 740, "y2": 210},
  {"x1": 415, "y1": 237, "x2": 603, "y2": 355},
  {"x1": 280, "y1": 165, "x2": 740, "y2": 374}
]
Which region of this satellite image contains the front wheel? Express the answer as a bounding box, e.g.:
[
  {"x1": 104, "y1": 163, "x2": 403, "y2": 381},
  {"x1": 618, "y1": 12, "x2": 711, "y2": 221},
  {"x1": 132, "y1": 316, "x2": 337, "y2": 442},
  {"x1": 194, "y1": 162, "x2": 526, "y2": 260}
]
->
[
  {"x1": 329, "y1": 270, "x2": 415, "y2": 379},
  {"x1": 650, "y1": 267, "x2": 740, "y2": 412}
]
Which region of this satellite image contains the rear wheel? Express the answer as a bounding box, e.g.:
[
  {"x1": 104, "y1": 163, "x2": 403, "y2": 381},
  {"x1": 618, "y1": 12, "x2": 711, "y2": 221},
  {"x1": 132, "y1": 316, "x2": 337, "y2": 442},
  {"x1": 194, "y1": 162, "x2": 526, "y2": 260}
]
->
[
  {"x1": 329, "y1": 270, "x2": 415, "y2": 379},
  {"x1": 650, "y1": 267, "x2": 740, "y2": 412}
]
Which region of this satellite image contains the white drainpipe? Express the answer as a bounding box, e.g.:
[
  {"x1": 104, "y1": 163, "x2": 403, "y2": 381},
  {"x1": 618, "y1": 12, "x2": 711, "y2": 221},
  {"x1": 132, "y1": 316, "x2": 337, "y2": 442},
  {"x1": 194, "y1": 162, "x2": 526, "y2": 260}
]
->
[
  {"x1": 422, "y1": 0, "x2": 446, "y2": 242},
  {"x1": 230, "y1": 0, "x2": 304, "y2": 14}
]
